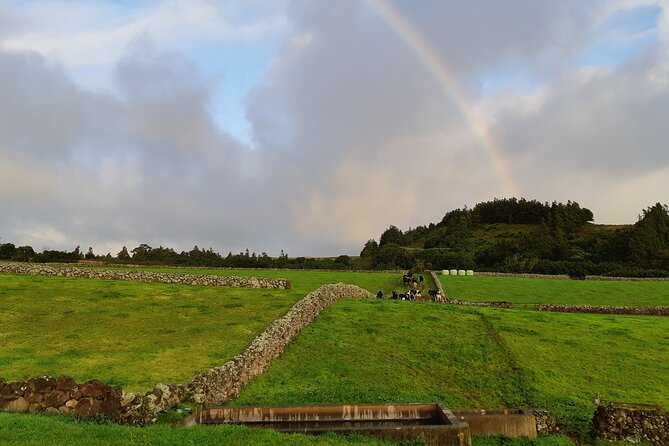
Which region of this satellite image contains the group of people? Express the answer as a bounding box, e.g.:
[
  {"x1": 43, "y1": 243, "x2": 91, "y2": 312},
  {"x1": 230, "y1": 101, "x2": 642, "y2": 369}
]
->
[
  {"x1": 373, "y1": 271, "x2": 446, "y2": 303},
  {"x1": 402, "y1": 273, "x2": 424, "y2": 287},
  {"x1": 377, "y1": 289, "x2": 422, "y2": 301}
]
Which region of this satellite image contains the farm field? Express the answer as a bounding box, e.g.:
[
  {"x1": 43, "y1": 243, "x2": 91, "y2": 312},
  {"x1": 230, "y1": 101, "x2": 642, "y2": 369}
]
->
[
  {"x1": 0, "y1": 269, "x2": 410, "y2": 391},
  {"x1": 0, "y1": 274, "x2": 298, "y2": 391},
  {"x1": 233, "y1": 299, "x2": 669, "y2": 435},
  {"x1": 439, "y1": 275, "x2": 669, "y2": 307},
  {"x1": 2, "y1": 267, "x2": 667, "y2": 445}
]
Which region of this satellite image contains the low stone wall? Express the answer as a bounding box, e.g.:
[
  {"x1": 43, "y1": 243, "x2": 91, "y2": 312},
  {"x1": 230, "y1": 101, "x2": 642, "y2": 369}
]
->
[
  {"x1": 0, "y1": 376, "x2": 122, "y2": 420},
  {"x1": 473, "y1": 272, "x2": 669, "y2": 282},
  {"x1": 188, "y1": 283, "x2": 373, "y2": 404},
  {"x1": 0, "y1": 261, "x2": 289, "y2": 289},
  {"x1": 538, "y1": 304, "x2": 669, "y2": 316},
  {"x1": 585, "y1": 276, "x2": 669, "y2": 282},
  {"x1": 476, "y1": 272, "x2": 571, "y2": 280},
  {"x1": 593, "y1": 405, "x2": 668, "y2": 445},
  {"x1": 449, "y1": 300, "x2": 515, "y2": 309}
]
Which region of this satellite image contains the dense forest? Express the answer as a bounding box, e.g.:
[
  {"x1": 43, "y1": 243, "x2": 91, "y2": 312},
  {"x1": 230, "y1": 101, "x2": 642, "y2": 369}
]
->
[
  {"x1": 361, "y1": 198, "x2": 669, "y2": 277},
  {"x1": 2, "y1": 198, "x2": 668, "y2": 276}
]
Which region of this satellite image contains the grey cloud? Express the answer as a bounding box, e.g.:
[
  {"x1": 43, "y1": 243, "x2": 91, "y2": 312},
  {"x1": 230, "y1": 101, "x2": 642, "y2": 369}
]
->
[
  {"x1": 245, "y1": 0, "x2": 668, "y2": 252},
  {"x1": 494, "y1": 44, "x2": 669, "y2": 176},
  {"x1": 0, "y1": 43, "x2": 278, "y2": 255},
  {"x1": 1, "y1": 0, "x2": 667, "y2": 257}
]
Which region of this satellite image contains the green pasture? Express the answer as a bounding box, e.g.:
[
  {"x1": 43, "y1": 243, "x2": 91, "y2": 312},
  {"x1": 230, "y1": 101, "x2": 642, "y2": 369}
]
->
[
  {"x1": 439, "y1": 275, "x2": 669, "y2": 307},
  {"x1": 233, "y1": 300, "x2": 669, "y2": 435},
  {"x1": 0, "y1": 274, "x2": 300, "y2": 391},
  {"x1": 2, "y1": 267, "x2": 666, "y2": 444},
  {"x1": 0, "y1": 269, "x2": 412, "y2": 391},
  {"x1": 485, "y1": 309, "x2": 669, "y2": 430}
]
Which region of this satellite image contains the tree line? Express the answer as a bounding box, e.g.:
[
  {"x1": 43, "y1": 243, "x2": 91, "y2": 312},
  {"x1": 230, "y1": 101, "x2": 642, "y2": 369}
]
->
[
  {"x1": 0, "y1": 240, "x2": 356, "y2": 270},
  {"x1": 360, "y1": 199, "x2": 669, "y2": 277}
]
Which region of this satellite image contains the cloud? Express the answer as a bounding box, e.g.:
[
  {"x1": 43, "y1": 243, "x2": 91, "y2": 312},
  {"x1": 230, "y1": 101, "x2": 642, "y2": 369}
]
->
[
  {"x1": 0, "y1": 41, "x2": 260, "y2": 254},
  {"x1": 1, "y1": 0, "x2": 668, "y2": 256},
  {"x1": 245, "y1": 0, "x2": 669, "y2": 252}
]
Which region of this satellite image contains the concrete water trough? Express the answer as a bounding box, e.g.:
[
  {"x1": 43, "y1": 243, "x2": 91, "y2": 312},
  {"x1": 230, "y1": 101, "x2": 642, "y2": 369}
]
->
[
  {"x1": 182, "y1": 403, "x2": 472, "y2": 445},
  {"x1": 452, "y1": 409, "x2": 537, "y2": 438}
]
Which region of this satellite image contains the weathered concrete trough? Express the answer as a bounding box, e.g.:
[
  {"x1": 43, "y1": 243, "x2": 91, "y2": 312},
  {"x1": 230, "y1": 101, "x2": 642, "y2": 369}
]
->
[
  {"x1": 183, "y1": 403, "x2": 472, "y2": 445},
  {"x1": 452, "y1": 409, "x2": 537, "y2": 438}
]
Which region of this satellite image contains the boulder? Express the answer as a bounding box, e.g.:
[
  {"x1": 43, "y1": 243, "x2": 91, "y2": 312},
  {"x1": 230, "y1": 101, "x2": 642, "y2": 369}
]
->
[
  {"x1": 79, "y1": 380, "x2": 107, "y2": 398},
  {"x1": 73, "y1": 398, "x2": 102, "y2": 419},
  {"x1": 44, "y1": 390, "x2": 70, "y2": 408},
  {"x1": 6, "y1": 397, "x2": 30, "y2": 413}
]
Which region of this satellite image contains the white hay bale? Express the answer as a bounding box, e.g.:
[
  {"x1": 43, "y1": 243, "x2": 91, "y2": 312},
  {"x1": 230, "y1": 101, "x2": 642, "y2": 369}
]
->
[
  {"x1": 457, "y1": 269, "x2": 466, "y2": 276},
  {"x1": 442, "y1": 270, "x2": 449, "y2": 275},
  {"x1": 450, "y1": 269, "x2": 457, "y2": 276},
  {"x1": 466, "y1": 270, "x2": 474, "y2": 276}
]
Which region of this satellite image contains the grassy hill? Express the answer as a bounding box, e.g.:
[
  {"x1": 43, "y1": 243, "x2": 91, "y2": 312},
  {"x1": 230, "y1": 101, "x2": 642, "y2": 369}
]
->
[{"x1": 362, "y1": 199, "x2": 669, "y2": 277}]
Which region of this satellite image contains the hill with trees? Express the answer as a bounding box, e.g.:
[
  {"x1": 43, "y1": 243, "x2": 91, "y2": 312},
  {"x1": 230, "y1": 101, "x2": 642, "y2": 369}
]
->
[{"x1": 360, "y1": 198, "x2": 669, "y2": 277}]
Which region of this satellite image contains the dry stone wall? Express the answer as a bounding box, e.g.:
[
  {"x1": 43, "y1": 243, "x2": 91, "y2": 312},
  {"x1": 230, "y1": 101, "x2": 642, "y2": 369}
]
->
[
  {"x1": 593, "y1": 406, "x2": 668, "y2": 445},
  {"x1": 538, "y1": 304, "x2": 669, "y2": 316},
  {"x1": 476, "y1": 272, "x2": 571, "y2": 280},
  {"x1": 0, "y1": 376, "x2": 122, "y2": 420},
  {"x1": 188, "y1": 283, "x2": 373, "y2": 404},
  {"x1": 477, "y1": 272, "x2": 669, "y2": 282},
  {"x1": 0, "y1": 261, "x2": 289, "y2": 289}
]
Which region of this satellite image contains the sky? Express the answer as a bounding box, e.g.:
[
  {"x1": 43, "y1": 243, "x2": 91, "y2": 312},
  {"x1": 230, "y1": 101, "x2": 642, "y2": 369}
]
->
[{"x1": 1, "y1": 0, "x2": 668, "y2": 257}]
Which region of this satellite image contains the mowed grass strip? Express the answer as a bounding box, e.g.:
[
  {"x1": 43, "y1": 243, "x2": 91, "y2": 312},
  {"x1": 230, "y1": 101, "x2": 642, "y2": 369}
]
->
[
  {"x1": 232, "y1": 300, "x2": 669, "y2": 435},
  {"x1": 439, "y1": 275, "x2": 669, "y2": 307},
  {"x1": 0, "y1": 274, "x2": 302, "y2": 391}
]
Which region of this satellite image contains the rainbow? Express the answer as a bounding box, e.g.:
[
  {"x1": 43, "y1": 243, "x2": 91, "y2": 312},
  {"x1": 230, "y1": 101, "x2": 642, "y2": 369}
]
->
[{"x1": 365, "y1": 0, "x2": 519, "y2": 197}]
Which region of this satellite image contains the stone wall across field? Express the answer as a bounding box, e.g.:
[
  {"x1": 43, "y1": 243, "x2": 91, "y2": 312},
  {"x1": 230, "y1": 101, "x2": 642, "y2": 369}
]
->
[
  {"x1": 473, "y1": 271, "x2": 669, "y2": 281},
  {"x1": 475, "y1": 272, "x2": 571, "y2": 280},
  {"x1": 585, "y1": 276, "x2": 669, "y2": 282},
  {"x1": 538, "y1": 304, "x2": 669, "y2": 316},
  {"x1": 593, "y1": 405, "x2": 668, "y2": 445},
  {"x1": 0, "y1": 261, "x2": 290, "y2": 289}
]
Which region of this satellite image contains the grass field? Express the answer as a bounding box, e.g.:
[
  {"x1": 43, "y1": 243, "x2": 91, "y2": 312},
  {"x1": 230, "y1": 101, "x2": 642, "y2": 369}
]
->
[
  {"x1": 0, "y1": 274, "x2": 301, "y2": 391},
  {"x1": 2, "y1": 268, "x2": 666, "y2": 445},
  {"x1": 439, "y1": 275, "x2": 669, "y2": 307},
  {"x1": 0, "y1": 269, "x2": 415, "y2": 391},
  {"x1": 232, "y1": 300, "x2": 669, "y2": 435}
]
